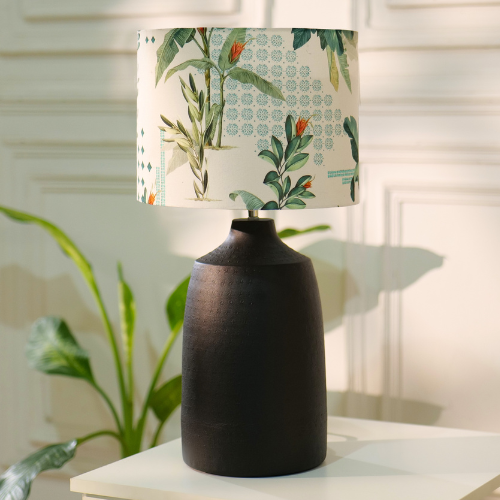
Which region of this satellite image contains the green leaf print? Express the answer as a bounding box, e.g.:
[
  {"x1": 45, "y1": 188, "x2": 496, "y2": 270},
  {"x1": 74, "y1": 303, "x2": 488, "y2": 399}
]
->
[
  {"x1": 226, "y1": 67, "x2": 285, "y2": 101},
  {"x1": 229, "y1": 114, "x2": 316, "y2": 210},
  {"x1": 155, "y1": 28, "x2": 196, "y2": 86}
]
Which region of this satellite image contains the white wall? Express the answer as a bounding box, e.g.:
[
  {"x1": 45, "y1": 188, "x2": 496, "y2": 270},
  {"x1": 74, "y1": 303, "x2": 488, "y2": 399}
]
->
[{"x1": 1, "y1": 0, "x2": 499, "y2": 499}]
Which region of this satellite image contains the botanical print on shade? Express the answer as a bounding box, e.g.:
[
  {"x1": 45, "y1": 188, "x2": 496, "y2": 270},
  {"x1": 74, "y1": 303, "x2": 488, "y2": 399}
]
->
[
  {"x1": 137, "y1": 27, "x2": 360, "y2": 210},
  {"x1": 230, "y1": 114, "x2": 317, "y2": 210}
]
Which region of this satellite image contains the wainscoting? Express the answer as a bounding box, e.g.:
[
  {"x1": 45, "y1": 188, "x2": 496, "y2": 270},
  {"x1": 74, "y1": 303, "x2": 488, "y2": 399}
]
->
[{"x1": 1, "y1": 0, "x2": 499, "y2": 499}]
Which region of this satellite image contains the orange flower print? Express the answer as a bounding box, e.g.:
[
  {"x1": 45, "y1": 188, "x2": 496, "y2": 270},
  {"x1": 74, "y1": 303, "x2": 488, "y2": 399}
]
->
[
  {"x1": 147, "y1": 184, "x2": 160, "y2": 205},
  {"x1": 229, "y1": 40, "x2": 251, "y2": 63},
  {"x1": 296, "y1": 116, "x2": 313, "y2": 136},
  {"x1": 197, "y1": 28, "x2": 206, "y2": 36},
  {"x1": 148, "y1": 192, "x2": 157, "y2": 205},
  {"x1": 303, "y1": 180, "x2": 312, "y2": 189}
]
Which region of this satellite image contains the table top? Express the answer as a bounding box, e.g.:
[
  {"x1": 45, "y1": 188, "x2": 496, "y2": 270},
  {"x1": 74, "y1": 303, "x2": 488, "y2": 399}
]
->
[{"x1": 70, "y1": 416, "x2": 500, "y2": 500}]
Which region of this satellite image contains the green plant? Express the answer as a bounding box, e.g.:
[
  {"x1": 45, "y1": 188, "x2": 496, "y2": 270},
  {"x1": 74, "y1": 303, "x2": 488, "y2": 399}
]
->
[
  {"x1": 160, "y1": 74, "x2": 220, "y2": 200},
  {"x1": 157, "y1": 28, "x2": 285, "y2": 148},
  {"x1": 0, "y1": 206, "x2": 186, "y2": 500},
  {"x1": 0, "y1": 206, "x2": 329, "y2": 500},
  {"x1": 291, "y1": 29, "x2": 357, "y2": 92},
  {"x1": 229, "y1": 114, "x2": 316, "y2": 210}
]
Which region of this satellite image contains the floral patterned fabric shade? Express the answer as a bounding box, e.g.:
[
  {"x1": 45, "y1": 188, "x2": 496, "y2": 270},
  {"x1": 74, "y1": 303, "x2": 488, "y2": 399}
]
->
[{"x1": 137, "y1": 28, "x2": 359, "y2": 210}]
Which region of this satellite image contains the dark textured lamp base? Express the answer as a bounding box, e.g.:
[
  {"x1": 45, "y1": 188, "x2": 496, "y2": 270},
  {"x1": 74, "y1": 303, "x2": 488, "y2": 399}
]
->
[{"x1": 181, "y1": 218, "x2": 327, "y2": 477}]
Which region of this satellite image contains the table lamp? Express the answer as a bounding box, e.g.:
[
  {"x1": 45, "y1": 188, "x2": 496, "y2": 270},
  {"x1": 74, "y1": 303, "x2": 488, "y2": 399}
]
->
[{"x1": 137, "y1": 27, "x2": 359, "y2": 477}]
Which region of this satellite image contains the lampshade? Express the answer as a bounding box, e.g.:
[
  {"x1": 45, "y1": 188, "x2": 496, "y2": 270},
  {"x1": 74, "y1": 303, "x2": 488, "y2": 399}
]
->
[{"x1": 137, "y1": 28, "x2": 359, "y2": 210}]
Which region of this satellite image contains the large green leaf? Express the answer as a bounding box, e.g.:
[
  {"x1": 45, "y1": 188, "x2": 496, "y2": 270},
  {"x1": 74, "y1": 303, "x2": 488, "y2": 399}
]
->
[
  {"x1": 283, "y1": 176, "x2": 291, "y2": 196},
  {"x1": 155, "y1": 28, "x2": 195, "y2": 86},
  {"x1": 287, "y1": 186, "x2": 305, "y2": 199},
  {"x1": 350, "y1": 162, "x2": 360, "y2": 202},
  {"x1": 263, "y1": 171, "x2": 280, "y2": 184},
  {"x1": 285, "y1": 198, "x2": 306, "y2": 209},
  {"x1": 0, "y1": 441, "x2": 77, "y2": 500},
  {"x1": 266, "y1": 181, "x2": 283, "y2": 202},
  {"x1": 271, "y1": 136, "x2": 283, "y2": 163},
  {"x1": 296, "y1": 175, "x2": 312, "y2": 187},
  {"x1": 258, "y1": 150, "x2": 280, "y2": 169},
  {"x1": 166, "y1": 275, "x2": 190, "y2": 332},
  {"x1": 262, "y1": 201, "x2": 279, "y2": 210},
  {"x1": 165, "y1": 58, "x2": 216, "y2": 82},
  {"x1": 285, "y1": 115, "x2": 296, "y2": 143},
  {"x1": 218, "y1": 28, "x2": 247, "y2": 71},
  {"x1": 343, "y1": 30, "x2": 355, "y2": 41},
  {"x1": 291, "y1": 28, "x2": 313, "y2": 50},
  {"x1": 229, "y1": 190, "x2": 265, "y2": 210},
  {"x1": 205, "y1": 103, "x2": 220, "y2": 130},
  {"x1": 227, "y1": 67, "x2": 285, "y2": 101},
  {"x1": 297, "y1": 135, "x2": 313, "y2": 152},
  {"x1": 117, "y1": 263, "x2": 135, "y2": 369},
  {"x1": 0, "y1": 207, "x2": 95, "y2": 294},
  {"x1": 317, "y1": 29, "x2": 328, "y2": 50},
  {"x1": 299, "y1": 191, "x2": 316, "y2": 199},
  {"x1": 344, "y1": 116, "x2": 359, "y2": 202},
  {"x1": 26, "y1": 317, "x2": 94, "y2": 382},
  {"x1": 284, "y1": 153, "x2": 309, "y2": 172},
  {"x1": 343, "y1": 116, "x2": 359, "y2": 164},
  {"x1": 338, "y1": 53, "x2": 352, "y2": 92},
  {"x1": 284, "y1": 136, "x2": 300, "y2": 162},
  {"x1": 149, "y1": 375, "x2": 182, "y2": 423},
  {"x1": 327, "y1": 46, "x2": 339, "y2": 91},
  {"x1": 277, "y1": 225, "x2": 330, "y2": 239},
  {"x1": 324, "y1": 30, "x2": 343, "y2": 55},
  {"x1": 204, "y1": 103, "x2": 221, "y2": 144}
]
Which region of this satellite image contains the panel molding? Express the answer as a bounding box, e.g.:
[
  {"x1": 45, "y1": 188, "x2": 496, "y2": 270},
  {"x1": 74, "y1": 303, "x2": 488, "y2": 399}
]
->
[
  {"x1": 0, "y1": 139, "x2": 136, "y2": 474},
  {"x1": 387, "y1": 0, "x2": 500, "y2": 8},
  {"x1": 381, "y1": 184, "x2": 500, "y2": 420},
  {"x1": 4, "y1": 140, "x2": 135, "y2": 160},
  {"x1": 0, "y1": 100, "x2": 136, "y2": 116},
  {"x1": 0, "y1": 0, "x2": 270, "y2": 55},
  {"x1": 20, "y1": 0, "x2": 237, "y2": 22},
  {"x1": 362, "y1": 143, "x2": 500, "y2": 165},
  {"x1": 356, "y1": 0, "x2": 500, "y2": 50},
  {"x1": 361, "y1": 100, "x2": 500, "y2": 117}
]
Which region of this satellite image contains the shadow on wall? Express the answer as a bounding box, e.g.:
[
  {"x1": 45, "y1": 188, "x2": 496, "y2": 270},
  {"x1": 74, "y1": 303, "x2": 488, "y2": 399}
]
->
[
  {"x1": 327, "y1": 391, "x2": 444, "y2": 426},
  {"x1": 302, "y1": 239, "x2": 445, "y2": 332},
  {"x1": 0, "y1": 257, "x2": 194, "y2": 332},
  {"x1": 0, "y1": 264, "x2": 104, "y2": 331},
  {"x1": 0, "y1": 241, "x2": 444, "y2": 426},
  {"x1": 0, "y1": 240, "x2": 444, "y2": 335}
]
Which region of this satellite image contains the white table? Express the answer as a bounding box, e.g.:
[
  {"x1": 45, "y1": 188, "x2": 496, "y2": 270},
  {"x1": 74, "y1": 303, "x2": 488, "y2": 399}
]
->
[{"x1": 70, "y1": 417, "x2": 500, "y2": 500}]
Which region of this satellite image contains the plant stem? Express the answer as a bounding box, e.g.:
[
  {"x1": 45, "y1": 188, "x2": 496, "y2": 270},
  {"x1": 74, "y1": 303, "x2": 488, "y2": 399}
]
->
[
  {"x1": 216, "y1": 74, "x2": 225, "y2": 147},
  {"x1": 278, "y1": 161, "x2": 286, "y2": 208},
  {"x1": 90, "y1": 285, "x2": 127, "y2": 398},
  {"x1": 91, "y1": 381, "x2": 124, "y2": 435},
  {"x1": 127, "y1": 357, "x2": 134, "y2": 418},
  {"x1": 202, "y1": 33, "x2": 212, "y2": 146},
  {"x1": 134, "y1": 324, "x2": 182, "y2": 451},
  {"x1": 205, "y1": 69, "x2": 212, "y2": 146},
  {"x1": 150, "y1": 419, "x2": 167, "y2": 448},
  {"x1": 76, "y1": 429, "x2": 124, "y2": 447},
  {"x1": 89, "y1": 284, "x2": 131, "y2": 446},
  {"x1": 192, "y1": 37, "x2": 204, "y2": 54}
]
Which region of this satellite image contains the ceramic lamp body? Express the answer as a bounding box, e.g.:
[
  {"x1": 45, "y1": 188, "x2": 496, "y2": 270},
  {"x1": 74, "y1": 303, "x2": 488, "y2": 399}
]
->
[{"x1": 182, "y1": 219, "x2": 327, "y2": 477}]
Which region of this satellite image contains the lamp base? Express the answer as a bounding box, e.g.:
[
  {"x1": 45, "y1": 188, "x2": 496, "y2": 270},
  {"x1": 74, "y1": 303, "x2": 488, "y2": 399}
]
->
[{"x1": 181, "y1": 218, "x2": 327, "y2": 477}]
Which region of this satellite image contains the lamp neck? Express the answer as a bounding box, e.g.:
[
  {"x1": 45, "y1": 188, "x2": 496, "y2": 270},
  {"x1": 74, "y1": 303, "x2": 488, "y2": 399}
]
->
[
  {"x1": 196, "y1": 218, "x2": 308, "y2": 266},
  {"x1": 248, "y1": 210, "x2": 259, "y2": 219}
]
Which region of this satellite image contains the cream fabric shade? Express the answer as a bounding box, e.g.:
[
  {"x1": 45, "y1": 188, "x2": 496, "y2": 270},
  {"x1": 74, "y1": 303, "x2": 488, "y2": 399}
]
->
[{"x1": 137, "y1": 28, "x2": 359, "y2": 210}]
